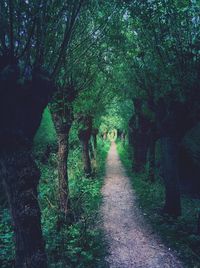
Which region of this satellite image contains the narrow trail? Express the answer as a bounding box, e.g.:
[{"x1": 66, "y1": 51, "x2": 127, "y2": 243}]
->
[{"x1": 101, "y1": 142, "x2": 183, "y2": 268}]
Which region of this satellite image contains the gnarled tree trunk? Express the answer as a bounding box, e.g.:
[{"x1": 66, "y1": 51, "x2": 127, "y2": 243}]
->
[{"x1": 0, "y1": 59, "x2": 55, "y2": 267}]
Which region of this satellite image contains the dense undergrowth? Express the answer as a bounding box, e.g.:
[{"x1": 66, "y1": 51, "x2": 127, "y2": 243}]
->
[
  {"x1": 0, "y1": 130, "x2": 110, "y2": 268},
  {"x1": 117, "y1": 141, "x2": 200, "y2": 268}
]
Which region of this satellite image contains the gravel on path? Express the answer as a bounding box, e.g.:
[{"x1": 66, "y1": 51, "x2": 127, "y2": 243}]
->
[{"x1": 101, "y1": 142, "x2": 183, "y2": 268}]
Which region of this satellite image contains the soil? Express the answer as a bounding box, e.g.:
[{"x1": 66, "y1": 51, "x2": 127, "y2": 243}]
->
[{"x1": 101, "y1": 142, "x2": 183, "y2": 268}]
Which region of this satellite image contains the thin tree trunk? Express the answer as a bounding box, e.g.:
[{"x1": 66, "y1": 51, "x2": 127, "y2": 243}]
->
[
  {"x1": 57, "y1": 131, "x2": 70, "y2": 216},
  {"x1": 160, "y1": 137, "x2": 181, "y2": 217},
  {"x1": 148, "y1": 138, "x2": 156, "y2": 182},
  {"x1": 93, "y1": 133, "x2": 97, "y2": 160},
  {"x1": 81, "y1": 139, "x2": 92, "y2": 177},
  {"x1": 0, "y1": 150, "x2": 47, "y2": 268},
  {"x1": 92, "y1": 129, "x2": 98, "y2": 161},
  {"x1": 78, "y1": 116, "x2": 93, "y2": 178},
  {"x1": 51, "y1": 110, "x2": 72, "y2": 218},
  {"x1": 133, "y1": 135, "x2": 148, "y2": 173},
  {"x1": 197, "y1": 212, "x2": 200, "y2": 235}
]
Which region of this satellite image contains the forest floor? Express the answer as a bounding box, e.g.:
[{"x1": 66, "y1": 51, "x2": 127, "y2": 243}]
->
[{"x1": 101, "y1": 142, "x2": 184, "y2": 268}]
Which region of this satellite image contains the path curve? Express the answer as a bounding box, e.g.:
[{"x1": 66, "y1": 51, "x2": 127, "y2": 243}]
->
[{"x1": 101, "y1": 142, "x2": 183, "y2": 268}]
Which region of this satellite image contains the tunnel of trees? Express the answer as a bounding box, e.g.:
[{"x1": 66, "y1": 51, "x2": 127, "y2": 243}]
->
[{"x1": 0, "y1": 0, "x2": 200, "y2": 267}]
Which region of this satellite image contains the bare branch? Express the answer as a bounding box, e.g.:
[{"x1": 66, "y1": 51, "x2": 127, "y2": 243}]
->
[{"x1": 51, "y1": 0, "x2": 84, "y2": 78}]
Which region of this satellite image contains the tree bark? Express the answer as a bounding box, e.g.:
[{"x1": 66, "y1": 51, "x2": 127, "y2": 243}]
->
[
  {"x1": 197, "y1": 212, "x2": 200, "y2": 235},
  {"x1": 148, "y1": 139, "x2": 156, "y2": 182},
  {"x1": 81, "y1": 139, "x2": 92, "y2": 177},
  {"x1": 57, "y1": 132, "x2": 70, "y2": 216},
  {"x1": 92, "y1": 129, "x2": 98, "y2": 161},
  {"x1": 133, "y1": 135, "x2": 148, "y2": 173},
  {"x1": 0, "y1": 59, "x2": 55, "y2": 267},
  {"x1": 160, "y1": 137, "x2": 181, "y2": 217},
  {"x1": 148, "y1": 133, "x2": 156, "y2": 182},
  {"x1": 130, "y1": 99, "x2": 151, "y2": 173},
  {"x1": 93, "y1": 134, "x2": 97, "y2": 160},
  {"x1": 0, "y1": 150, "x2": 47, "y2": 268},
  {"x1": 51, "y1": 83, "x2": 77, "y2": 218},
  {"x1": 78, "y1": 116, "x2": 93, "y2": 178},
  {"x1": 51, "y1": 109, "x2": 72, "y2": 217}
]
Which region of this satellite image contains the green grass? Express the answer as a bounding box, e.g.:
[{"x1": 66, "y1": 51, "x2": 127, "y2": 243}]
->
[
  {"x1": 0, "y1": 138, "x2": 110, "y2": 268},
  {"x1": 40, "y1": 137, "x2": 110, "y2": 268},
  {"x1": 117, "y1": 141, "x2": 200, "y2": 268}
]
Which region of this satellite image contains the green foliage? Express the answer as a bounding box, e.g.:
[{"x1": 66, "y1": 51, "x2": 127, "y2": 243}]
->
[
  {"x1": 42, "y1": 137, "x2": 109, "y2": 267},
  {"x1": 43, "y1": 136, "x2": 109, "y2": 267},
  {"x1": 34, "y1": 108, "x2": 57, "y2": 150},
  {"x1": 0, "y1": 132, "x2": 110, "y2": 268},
  {"x1": 117, "y1": 141, "x2": 200, "y2": 268},
  {"x1": 1, "y1": 1, "x2": 200, "y2": 267}
]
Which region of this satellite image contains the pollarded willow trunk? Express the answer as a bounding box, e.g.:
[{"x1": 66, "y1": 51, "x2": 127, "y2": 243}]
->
[
  {"x1": 160, "y1": 136, "x2": 181, "y2": 217},
  {"x1": 133, "y1": 135, "x2": 149, "y2": 173},
  {"x1": 130, "y1": 123, "x2": 149, "y2": 173},
  {"x1": 0, "y1": 59, "x2": 55, "y2": 267},
  {"x1": 148, "y1": 138, "x2": 156, "y2": 182},
  {"x1": 51, "y1": 83, "x2": 78, "y2": 218},
  {"x1": 51, "y1": 110, "x2": 72, "y2": 217},
  {"x1": 78, "y1": 116, "x2": 93, "y2": 178},
  {"x1": 156, "y1": 98, "x2": 183, "y2": 217},
  {"x1": 0, "y1": 150, "x2": 47, "y2": 268},
  {"x1": 197, "y1": 213, "x2": 200, "y2": 235},
  {"x1": 130, "y1": 99, "x2": 151, "y2": 173},
  {"x1": 92, "y1": 129, "x2": 98, "y2": 161},
  {"x1": 81, "y1": 138, "x2": 92, "y2": 177},
  {"x1": 57, "y1": 131, "x2": 70, "y2": 216},
  {"x1": 148, "y1": 125, "x2": 156, "y2": 182}
]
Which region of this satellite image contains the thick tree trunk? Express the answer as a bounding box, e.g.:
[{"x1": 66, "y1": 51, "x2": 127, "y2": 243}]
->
[
  {"x1": 0, "y1": 59, "x2": 55, "y2": 267},
  {"x1": 134, "y1": 139, "x2": 148, "y2": 173},
  {"x1": 57, "y1": 132, "x2": 70, "y2": 216},
  {"x1": 0, "y1": 150, "x2": 47, "y2": 268},
  {"x1": 160, "y1": 137, "x2": 181, "y2": 217}
]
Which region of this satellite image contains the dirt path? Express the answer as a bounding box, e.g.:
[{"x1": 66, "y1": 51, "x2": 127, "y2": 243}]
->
[{"x1": 101, "y1": 142, "x2": 183, "y2": 268}]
